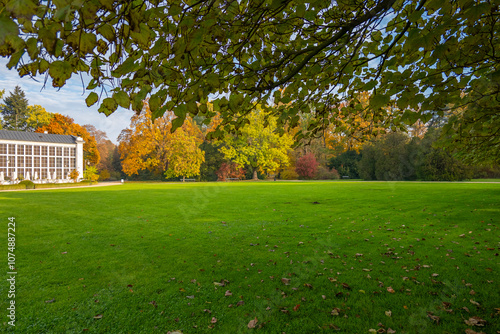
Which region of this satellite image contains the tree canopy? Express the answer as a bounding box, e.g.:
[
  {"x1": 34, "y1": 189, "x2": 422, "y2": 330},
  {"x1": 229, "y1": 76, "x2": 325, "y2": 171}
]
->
[
  {"x1": 36, "y1": 113, "x2": 100, "y2": 165},
  {"x1": 1, "y1": 0, "x2": 499, "y2": 161}
]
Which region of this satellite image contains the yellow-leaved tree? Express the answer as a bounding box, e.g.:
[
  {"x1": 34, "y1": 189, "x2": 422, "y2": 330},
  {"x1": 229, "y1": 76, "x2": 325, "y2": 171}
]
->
[
  {"x1": 325, "y1": 92, "x2": 385, "y2": 153},
  {"x1": 118, "y1": 101, "x2": 204, "y2": 180},
  {"x1": 219, "y1": 105, "x2": 294, "y2": 180}
]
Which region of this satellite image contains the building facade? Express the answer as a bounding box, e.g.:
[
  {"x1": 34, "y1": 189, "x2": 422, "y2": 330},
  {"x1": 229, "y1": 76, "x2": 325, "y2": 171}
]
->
[{"x1": 0, "y1": 130, "x2": 84, "y2": 182}]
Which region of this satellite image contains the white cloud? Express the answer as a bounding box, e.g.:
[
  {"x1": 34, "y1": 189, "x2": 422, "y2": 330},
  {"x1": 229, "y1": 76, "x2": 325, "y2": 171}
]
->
[{"x1": 0, "y1": 58, "x2": 133, "y2": 143}]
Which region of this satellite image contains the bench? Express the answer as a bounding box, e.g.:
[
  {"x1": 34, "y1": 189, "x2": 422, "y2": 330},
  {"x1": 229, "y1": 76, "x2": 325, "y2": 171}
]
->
[
  {"x1": 226, "y1": 178, "x2": 240, "y2": 181},
  {"x1": 183, "y1": 178, "x2": 196, "y2": 182},
  {"x1": 342, "y1": 176, "x2": 350, "y2": 179}
]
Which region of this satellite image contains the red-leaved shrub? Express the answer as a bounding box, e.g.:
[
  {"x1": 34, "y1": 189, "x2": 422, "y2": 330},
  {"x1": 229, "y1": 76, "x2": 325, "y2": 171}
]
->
[
  {"x1": 295, "y1": 153, "x2": 319, "y2": 179},
  {"x1": 216, "y1": 162, "x2": 245, "y2": 181}
]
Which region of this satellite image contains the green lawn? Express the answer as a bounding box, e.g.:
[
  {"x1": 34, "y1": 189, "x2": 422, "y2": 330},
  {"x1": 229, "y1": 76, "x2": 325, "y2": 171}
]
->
[{"x1": 1, "y1": 181, "x2": 499, "y2": 333}]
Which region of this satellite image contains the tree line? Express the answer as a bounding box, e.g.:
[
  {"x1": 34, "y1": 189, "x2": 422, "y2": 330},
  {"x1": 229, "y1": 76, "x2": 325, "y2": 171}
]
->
[{"x1": 2, "y1": 86, "x2": 498, "y2": 182}]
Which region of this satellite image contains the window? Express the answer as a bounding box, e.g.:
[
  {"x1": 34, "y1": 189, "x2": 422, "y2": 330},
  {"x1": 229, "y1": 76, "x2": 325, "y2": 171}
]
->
[
  {"x1": 70, "y1": 158, "x2": 75, "y2": 168},
  {"x1": 0, "y1": 156, "x2": 6, "y2": 166},
  {"x1": 56, "y1": 170, "x2": 62, "y2": 178},
  {"x1": 41, "y1": 157, "x2": 48, "y2": 168},
  {"x1": 8, "y1": 156, "x2": 15, "y2": 167},
  {"x1": 41, "y1": 146, "x2": 47, "y2": 156},
  {"x1": 17, "y1": 156, "x2": 24, "y2": 167},
  {"x1": 8, "y1": 145, "x2": 15, "y2": 154},
  {"x1": 34, "y1": 157, "x2": 40, "y2": 167},
  {"x1": 18, "y1": 145, "x2": 25, "y2": 155},
  {"x1": 26, "y1": 145, "x2": 32, "y2": 155},
  {"x1": 26, "y1": 156, "x2": 32, "y2": 167},
  {"x1": 49, "y1": 157, "x2": 55, "y2": 168},
  {"x1": 0, "y1": 144, "x2": 6, "y2": 154},
  {"x1": 56, "y1": 147, "x2": 62, "y2": 156},
  {"x1": 56, "y1": 157, "x2": 62, "y2": 167},
  {"x1": 34, "y1": 146, "x2": 40, "y2": 155},
  {"x1": 49, "y1": 147, "x2": 55, "y2": 156},
  {"x1": 64, "y1": 147, "x2": 69, "y2": 156},
  {"x1": 71, "y1": 148, "x2": 76, "y2": 157}
]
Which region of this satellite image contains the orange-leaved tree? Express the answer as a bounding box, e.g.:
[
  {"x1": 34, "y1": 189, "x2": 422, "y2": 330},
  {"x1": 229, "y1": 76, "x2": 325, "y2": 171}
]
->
[
  {"x1": 36, "y1": 113, "x2": 100, "y2": 165},
  {"x1": 118, "y1": 101, "x2": 205, "y2": 180}
]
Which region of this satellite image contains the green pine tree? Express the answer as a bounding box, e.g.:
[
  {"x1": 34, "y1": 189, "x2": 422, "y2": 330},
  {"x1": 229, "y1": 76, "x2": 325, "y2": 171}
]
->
[{"x1": 1, "y1": 86, "x2": 29, "y2": 131}]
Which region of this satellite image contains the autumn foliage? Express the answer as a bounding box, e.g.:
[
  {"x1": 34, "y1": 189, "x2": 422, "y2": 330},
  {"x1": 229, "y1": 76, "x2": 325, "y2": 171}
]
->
[
  {"x1": 296, "y1": 153, "x2": 319, "y2": 179},
  {"x1": 216, "y1": 162, "x2": 245, "y2": 181},
  {"x1": 118, "y1": 101, "x2": 204, "y2": 179},
  {"x1": 36, "y1": 113, "x2": 100, "y2": 165}
]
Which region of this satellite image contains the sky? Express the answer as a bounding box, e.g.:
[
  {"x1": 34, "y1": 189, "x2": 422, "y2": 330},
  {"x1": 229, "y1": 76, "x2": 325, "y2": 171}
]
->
[{"x1": 0, "y1": 58, "x2": 134, "y2": 143}]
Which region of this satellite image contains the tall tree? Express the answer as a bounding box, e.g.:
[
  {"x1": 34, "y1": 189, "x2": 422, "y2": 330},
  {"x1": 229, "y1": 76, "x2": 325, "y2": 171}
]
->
[
  {"x1": 118, "y1": 101, "x2": 204, "y2": 180},
  {"x1": 219, "y1": 106, "x2": 294, "y2": 180},
  {"x1": 1, "y1": 86, "x2": 29, "y2": 130},
  {"x1": 36, "y1": 113, "x2": 100, "y2": 165},
  {"x1": 2, "y1": 1, "x2": 499, "y2": 163}
]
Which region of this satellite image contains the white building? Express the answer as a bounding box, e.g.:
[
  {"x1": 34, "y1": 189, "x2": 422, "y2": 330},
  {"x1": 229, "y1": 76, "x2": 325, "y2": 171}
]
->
[{"x1": 0, "y1": 130, "x2": 84, "y2": 183}]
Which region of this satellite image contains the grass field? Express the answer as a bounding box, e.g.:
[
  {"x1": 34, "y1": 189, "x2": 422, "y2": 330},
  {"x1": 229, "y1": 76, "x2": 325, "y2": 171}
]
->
[{"x1": 0, "y1": 181, "x2": 499, "y2": 333}]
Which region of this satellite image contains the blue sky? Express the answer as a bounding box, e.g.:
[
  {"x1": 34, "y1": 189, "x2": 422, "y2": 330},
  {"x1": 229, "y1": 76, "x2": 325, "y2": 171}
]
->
[{"x1": 0, "y1": 58, "x2": 134, "y2": 143}]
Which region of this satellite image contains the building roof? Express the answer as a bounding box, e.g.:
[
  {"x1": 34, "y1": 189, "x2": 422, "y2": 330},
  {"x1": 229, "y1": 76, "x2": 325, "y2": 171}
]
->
[{"x1": 0, "y1": 130, "x2": 82, "y2": 144}]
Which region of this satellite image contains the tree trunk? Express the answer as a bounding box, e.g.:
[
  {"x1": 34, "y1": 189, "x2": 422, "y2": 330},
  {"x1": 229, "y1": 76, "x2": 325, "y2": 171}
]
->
[
  {"x1": 252, "y1": 169, "x2": 258, "y2": 180},
  {"x1": 182, "y1": 176, "x2": 185, "y2": 182}
]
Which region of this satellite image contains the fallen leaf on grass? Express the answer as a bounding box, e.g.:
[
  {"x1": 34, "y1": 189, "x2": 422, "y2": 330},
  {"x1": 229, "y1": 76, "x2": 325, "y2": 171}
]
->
[
  {"x1": 45, "y1": 299, "x2": 55, "y2": 303},
  {"x1": 470, "y1": 299, "x2": 481, "y2": 306},
  {"x1": 236, "y1": 300, "x2": 245, "y2": 307},
  {"x1": 304, "y1": 283, "x2": 313, "y2": 289},
  {"x1": 342, "y1": 283, "x2": 351, "y2": 290},
  {"x1": 248, "y1": 317, "x2": 258, "y2": 329},
  {"x1": 293, "y1": 304, "x2": 300, "y2": 311},
  {"x1": 465, "y1": 316, "x2": 486, "y2": 326},
  {"x1": 387, "y1": 329, "x2": 396, "y2": 334},
  {"x1": 363, "y1": 268, "x2": 372, "y2": 272},
  {"x1": 331, "y1": 308, "x2": 341, "y2": 316},
  {"x1": 387, "y1": 287, "x2": 395, "y2": 293},
  {"x1": 281, "y1": 278, "x2": 291, "y2": 285},
  {"x1": 203, "y1": 309, "x2": 211, "y2": 314},
  {"x1": 465, "y1": 329, "x2": 485, "y2": 334},
  {"x1": 211, "y1": 317, "x2": 217, "y2": 323},
  {"x1": 225, "y1": 290, "x2": 232, "y2": 296},
  {"x1": 186, "y1": 295, "x2": 195, "y2": 299},
  {"x1": 149, "y1": 301, "x2": 157, "y2": 308},
  {"x1": 93, "y1": 314, "x2": 103, "y2": 319},
  {"x1": 167, "y1": 331, "x2": 183, "y2": 334},
  {"x1": 385, "y1": 310, "x2": 392, "y2": 317},
  {"x1": 427, "y1": 313, "x2": 440, "y2": 324}
]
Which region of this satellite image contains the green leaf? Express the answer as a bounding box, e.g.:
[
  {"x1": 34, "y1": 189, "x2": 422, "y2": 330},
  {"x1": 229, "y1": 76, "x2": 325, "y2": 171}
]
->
[
  {"x1": 80, "y1": 32, "x2": 97, "y2": 54},
  {"x1": 0, "y1": 13, "x2": 19, "y2": 45},
  {"x1": 39, "y1": 59, "x2": 49, "y2": 73},
  {"x1": 171, "y1": 116, "x2": 185, "y2": 132},
  {"x1": 98, "y1": 97, "x2": 117, "y2": 116},
  {"x1": 97, "y1": 23, "x2": 115, "y2": 42},
  {"x1": 26, "y1": 37, "x2": 38, "y2": 60},
  {"x1": 48, "y1": 60, "x2": 73, "y2": 87},
  {"x1": 148, "y1": 94, "x2": 162, "y2": 112},
  {"x1": 113, "y1": 91, "x2": 129, "y2": 109},
  {"x1": 370, "y1": 94, "x2": 390, "y2": 109},
  {"x1": 6, "y1": 0, "x2": 37, "y2": 19},
  {"x1": 85, "y1": 92, "x2": 99, "y2": 107},
  {"x1": 7, "y1": 49, "x2": 24, "y2": 69}
]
